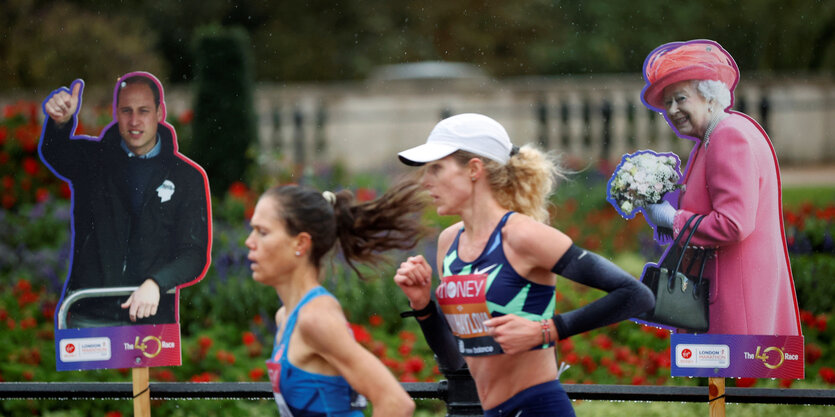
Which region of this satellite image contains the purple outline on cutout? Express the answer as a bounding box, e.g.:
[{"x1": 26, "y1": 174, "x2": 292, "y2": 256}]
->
[
  {"x1": 627, "y1": 40, "x2": 804, "y2": 372},
  {"x1": 38, "y1": 72, "x2": 212, "y2": 371}
]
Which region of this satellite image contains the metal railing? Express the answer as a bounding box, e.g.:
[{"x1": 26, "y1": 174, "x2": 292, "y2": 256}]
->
[
  {"x1": 57, "y1": 286, "x2": 177, "y2": 329},
  {"x1": 2, "y1": 377, "x2": 834, "y2": 417}
]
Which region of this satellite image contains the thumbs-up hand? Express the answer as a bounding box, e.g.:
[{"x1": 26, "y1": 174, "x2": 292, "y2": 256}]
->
[{"x1": 44, "y1": 80, "x2": 84, "y2": 126}]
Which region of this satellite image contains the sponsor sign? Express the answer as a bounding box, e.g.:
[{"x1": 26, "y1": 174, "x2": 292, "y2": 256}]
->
[
  {"x1": 671, "y1": 334, "x2": 804, "y2": 379},
  {"x1": 55, "y1": 323, "x2": 181, "y2": 371}
]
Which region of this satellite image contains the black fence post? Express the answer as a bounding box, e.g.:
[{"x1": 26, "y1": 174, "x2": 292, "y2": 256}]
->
[
  {"x1": 272, "y1": 107, "x2": 283, "y2": 154},
  {"x1": 293, "y1": 107, "x2": 305, "y2": 169},
  {"x1": 314, "y1": 102, "x2": 327, "y2": 155},
  {"x1": 601, "y1": 99, "x2": 612, "y2": 161},
  {"x1": 760, "y1": 96, "x2": 770, "y2": 132},
  {"x1": 536, "y1": 98, "x2": 549, "y2": 149},
  {"x1": 438, "y1": 364, "x2": 483, "y2": 417}
]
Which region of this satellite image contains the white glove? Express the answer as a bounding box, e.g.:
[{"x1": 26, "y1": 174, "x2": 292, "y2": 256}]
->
[{"x1": 644, "y1": 201, "x2": 676, "y2": 229}]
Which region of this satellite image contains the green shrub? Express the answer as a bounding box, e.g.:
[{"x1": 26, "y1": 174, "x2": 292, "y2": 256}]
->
[{"x1": 188, "y1": 25, "x2": 257, "y2": 196}]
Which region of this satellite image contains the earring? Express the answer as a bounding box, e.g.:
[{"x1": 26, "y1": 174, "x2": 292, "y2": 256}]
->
[
  {"x1": 471, "y1": 177, "x2": 476, "y2": 182},
  {"x1": 295, "y1": 251, "x2": 301, "y2": 256}
]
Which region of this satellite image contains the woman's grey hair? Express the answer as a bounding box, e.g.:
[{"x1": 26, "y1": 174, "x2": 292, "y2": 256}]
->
[{"x1": 695, "y1": 79, "x2": 732, "y2": 111}]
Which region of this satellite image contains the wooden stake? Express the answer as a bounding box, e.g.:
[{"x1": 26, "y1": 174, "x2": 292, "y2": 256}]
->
[
  {"x1": 708, "y1": 377, "x2": 726, "y2": 417},
  {"x1": 132, "y1": 367, "x2": 151, "y2": 417}
]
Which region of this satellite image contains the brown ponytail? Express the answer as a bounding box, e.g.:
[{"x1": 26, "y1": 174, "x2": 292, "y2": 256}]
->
[{"x1": 264, "y1": 178, "x2": 428, "y2": 279}]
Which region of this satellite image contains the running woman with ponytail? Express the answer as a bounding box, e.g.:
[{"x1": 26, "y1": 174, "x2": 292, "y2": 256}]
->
[
  {"x1": 246, "y1": 182, "x2": 426, "y2": 416},
  {"x1": 393, "y1": 113, "x2": 655, "y2": 416}
]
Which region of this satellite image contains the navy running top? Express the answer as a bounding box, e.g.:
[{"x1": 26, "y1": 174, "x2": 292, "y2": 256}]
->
[
  {"x1": 266, "y1": 286, "x2": 366, "y2": 417},
  {"x1": 436, "y1": 212, "x2": 557, "y2": 356}
]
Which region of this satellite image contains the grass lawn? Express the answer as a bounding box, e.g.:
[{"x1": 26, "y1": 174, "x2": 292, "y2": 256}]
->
[{"x1": 783, "y1": 186, "x2": 835, "y2": 208}]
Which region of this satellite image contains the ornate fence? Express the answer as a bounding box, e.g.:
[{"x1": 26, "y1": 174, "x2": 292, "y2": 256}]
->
[{"x1": 228, "y1": 74, "x2": 835, "y2": 174}]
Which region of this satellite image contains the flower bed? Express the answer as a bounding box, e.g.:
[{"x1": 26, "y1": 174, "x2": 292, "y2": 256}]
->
[{"x1": 1, "y1": 103, "x2": 833, "y2": 416}]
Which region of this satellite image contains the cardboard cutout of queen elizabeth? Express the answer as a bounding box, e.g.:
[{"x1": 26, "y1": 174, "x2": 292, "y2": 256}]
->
[
  {"x1": 39, "y1": 72, "x2": 212, "y2": 371},
  {"x1": 607, "y1": 39, "x2": 804, "y2": 379}
]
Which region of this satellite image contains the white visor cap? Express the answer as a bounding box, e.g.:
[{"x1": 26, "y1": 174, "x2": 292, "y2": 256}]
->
[{"x1": 398, "y1": 113, "x2": 513, "y2": 166}]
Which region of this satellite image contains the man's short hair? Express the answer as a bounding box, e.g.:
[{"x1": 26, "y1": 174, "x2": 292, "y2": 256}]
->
[{"x1": 118, "y1": 75, "x2": 161, "y2": 108}]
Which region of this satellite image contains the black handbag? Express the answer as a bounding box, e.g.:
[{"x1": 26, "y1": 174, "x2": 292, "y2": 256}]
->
[{"x1": 638, "y1": 214, "x2": 711, "y2": 332}]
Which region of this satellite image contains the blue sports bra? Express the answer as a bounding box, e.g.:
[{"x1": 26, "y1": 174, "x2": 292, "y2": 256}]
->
[
  {"x1": 266, "y1": 286, "x2": 366, "y2": 417},
  {"x1": 436, "y1": 212, "x2": 557, "y2": 356}
]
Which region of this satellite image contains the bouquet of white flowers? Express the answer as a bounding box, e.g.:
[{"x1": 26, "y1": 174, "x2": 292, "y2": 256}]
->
[{"x1": 607, "y1": 150, "x2": 683, "y2": 219}]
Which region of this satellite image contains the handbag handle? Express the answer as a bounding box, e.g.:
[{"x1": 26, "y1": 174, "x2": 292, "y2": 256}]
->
[{"x1": 666, "y1": 214, "x2": 706, "y2": 292}]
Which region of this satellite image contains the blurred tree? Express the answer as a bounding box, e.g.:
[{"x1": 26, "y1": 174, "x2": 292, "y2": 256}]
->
[
  {"x1": 0, "y1": 0, "x2": 164, "y2": 91},
  {"x1": 188, "y1": 25, "x2": 257, "y2": 196},
  {"x1": 0, "y1": 0, "x2": 832, "y2": 91}
]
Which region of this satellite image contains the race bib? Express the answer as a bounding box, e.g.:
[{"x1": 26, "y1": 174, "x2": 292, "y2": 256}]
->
[{"x1": 436, "y1": 274, "x2": 502, "y2": 356}]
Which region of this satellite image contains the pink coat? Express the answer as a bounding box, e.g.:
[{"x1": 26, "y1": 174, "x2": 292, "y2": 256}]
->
[{"x1": 673, "y1": 112, "x2": 801, "y2": 336}]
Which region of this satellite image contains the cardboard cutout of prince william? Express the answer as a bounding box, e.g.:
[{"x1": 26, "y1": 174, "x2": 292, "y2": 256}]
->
[{"x1": 39, "y1": 72, "x2": 212, "y2": 371}]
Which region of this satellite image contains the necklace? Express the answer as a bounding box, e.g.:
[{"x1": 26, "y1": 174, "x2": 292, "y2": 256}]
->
[{"x1": 703, "y1": 112, "x2": 728, "y2": 148}]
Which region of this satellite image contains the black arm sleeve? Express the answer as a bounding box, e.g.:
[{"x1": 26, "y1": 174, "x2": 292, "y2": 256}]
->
[
  {"x1": 410, "y1": 300, "x2": 466, "y2": 372},
  {"x1": 551, "y1": 244, "x2": 655, "y2": 340}
]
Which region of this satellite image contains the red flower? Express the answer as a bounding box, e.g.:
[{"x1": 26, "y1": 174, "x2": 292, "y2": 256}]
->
[
  {"x1": 819, "y1": 367, "x2": 835, "y2": 385},
  {"x1": 190, "y1": 372, "x2": 214, "y2": 382},
  {"x1": 22, "y1": 371, "x2": 33, "y2": 381},
  {"x1": 42, "y1": 301, "x2": 57, "y2": 320},
  {"x1": 249, "y1": 367, "x2": 265, "y2": 381},
  {"x1": 60, "y1": 182, "x2": 72, "y2": 199},
  {"x1": 398, "y1": 330, "x2": 417, "y2": 343},
  {"x1": 654, "y1": 328, "x2": 670, "y2": 339},
  {"x1": 800, "y1": 310, "x2": 816, "y2": 327},
  {"x1": 779, "y1": 379, "x2": 794, "y2": 389},
  {"x1": 154, "y1": 369, "x2": 175, "y2": 382},
  {"x1": 370, "y1": 340, "x2": 387, "y2": 358},
  {"x1": 558, "y1": 338, "x2": 574, "y2": 353},
  {"x1": 104, "y1": 411, "x2": 123, "y2": 417},
  {"x1": 404, "y1": 356, "x2": 425, "y2": 373},
  {"x1": 368, "y1": 314, "x2": 384, "y2": 327},
  {"x1": 607, "y1": 363, "x2": 624, "y2": 378},
  {"x1": 399, "y1": 372, "x2": 418, "y2": 382},
  {"x1": 349, "y1": 323, "x2": 371, "y2": 344},
  {"x1": 22, "y1": 157, "x2": 40, "y2": 176},
  {"x1": 216, "y1": 350, "x2": 236, "y2": 365},
  {"x1": 614, "y1": 346, "x2": 631, "y2": 362},
  {"x1": 198, "y1": 336, "x2": 213, "y2": 350},
  {"x1": 15, "y1": 279, "x2": 32, "y2": 293},
  {"x1": 228, "y1": 181, "x2": 250, "y2": 200},
  {"x1": 355, "y1": 188, "x2": 377, "y2": 202},
  {"x1": 20, "y1": 317, "x2": 37, "y2": 330},
  {"x1": 561, "y1": 352, "x2": 579, "y2": 365},
  {"x1": 3, "y1": 192, "x2": 17, "y2": 208},
  {"x1": 14, "y1": 125, "x2": 38, "y2": 153},
  {"x1": 242, "y1": 331, "x2": 256, "y2": 346},
  {"x1": 398, "y1": 342, "x2": 413, "y2": 357},
  {"x1": 17, "y1": 291, "x2": 39, "y2": 307},
  {"x1": 816, "y1": 314, "x2": 828, "y2": 332},
  {"x1": 631, "y1": 376, "x2": 647, "y2": 385},
  {"x1": 593, "y1": 334, "x2": 613, "y2": 350},
  {"x1": 0, "y1": 126, "x2": 6, "y2": 145},
  {"x1": 382, "y1": 357, "x2": 401, "y2": 373},
  {"x1": 581, "y1": 355, "x2": 597, "y2": 372},
  {"x1": 805, "y1": 343, "x2": 822, "y2": 364},
  {"x1": 735, "y1": 378, "x2": 757, "y2": 388},
  {"x1": 36, "y1": 187, "x2": 51, "y2": 203}
]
